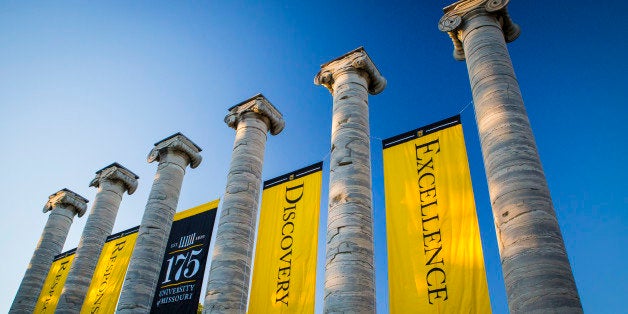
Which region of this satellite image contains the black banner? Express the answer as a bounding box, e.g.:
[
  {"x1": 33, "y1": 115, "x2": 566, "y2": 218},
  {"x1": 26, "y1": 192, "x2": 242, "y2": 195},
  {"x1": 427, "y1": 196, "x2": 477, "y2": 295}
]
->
[{"x1": 150, "y1": 201, "x2": 218, "y2": 313}]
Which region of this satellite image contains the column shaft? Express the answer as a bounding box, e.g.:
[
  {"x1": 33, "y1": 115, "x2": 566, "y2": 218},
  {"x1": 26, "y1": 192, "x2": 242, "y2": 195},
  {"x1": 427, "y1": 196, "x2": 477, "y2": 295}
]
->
[
  {"x1": 315, "y1": 47, "x2": 384, "y2": 313},
  {"x1": 204, "y1": 94, "x2": 283, "y2": 313},
  {"x1": 204, "y1": 114, "x2": 268, "y2": 312},
  {"x1": 461, "y1": 13, "x2": 582, "y2": 313},
  {"x1": 11, "y1": 189, "x2": 88, "y2": 314},
  {"x1": 117, "y1": 152, "x2": 189, "y2": 312},
  {"x1": 56, "y1": 182, "x2": 126, "y2": 312},
  {"x1": 324, "y1": 70, "x2": 375, "y2": 312}
]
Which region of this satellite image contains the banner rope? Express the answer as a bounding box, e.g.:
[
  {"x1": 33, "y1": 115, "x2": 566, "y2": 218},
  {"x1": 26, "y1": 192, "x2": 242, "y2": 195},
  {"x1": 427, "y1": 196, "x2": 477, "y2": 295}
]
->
[
  {"x1": 369, "y1": 99, "x2": 473, "y2": 143},
  {"x1": 321, "y1": 148, "x2": 332, "y2": 163},
  {"x1": 459, "y1": 99, "x2": 473, "y2": 114}
]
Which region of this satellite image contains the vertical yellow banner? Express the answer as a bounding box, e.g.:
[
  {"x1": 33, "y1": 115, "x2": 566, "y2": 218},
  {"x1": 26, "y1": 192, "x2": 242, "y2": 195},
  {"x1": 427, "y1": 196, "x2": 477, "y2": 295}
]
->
[
  {"x1": 383, "y1": 116, "x2": 491, "y2": 313},
  {"x1": 80, "y1": 226, "x2": 139, "y2": 314},
  {"x1": 249, "y1": 162, "x2": 323, "y2": 313},
  {"x1": 34, "y1": 249, "x2": 76, "y2": 313}
]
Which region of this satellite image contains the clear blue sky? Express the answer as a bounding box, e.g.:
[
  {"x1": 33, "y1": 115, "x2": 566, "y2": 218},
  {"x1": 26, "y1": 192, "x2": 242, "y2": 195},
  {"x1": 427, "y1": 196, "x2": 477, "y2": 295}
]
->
[{"x1": 1, "y1": 1, "x2": 626, "y2": 313}]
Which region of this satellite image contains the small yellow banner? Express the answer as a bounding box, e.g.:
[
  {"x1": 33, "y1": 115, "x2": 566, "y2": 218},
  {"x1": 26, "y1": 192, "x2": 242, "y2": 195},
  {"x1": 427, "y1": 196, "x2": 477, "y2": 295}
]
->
[
  {"x1": 33, "y1": 250, "x2": 75, "y2": 313},
  {"x1": 383, "y1": 116, "x2": 491, "y2": 313},
  {"x1": 80, "y1": 226, "x2": 139, "y2": 314},
  {"x1": 249, "y1": 162, "x2": 323, "y2": 313}
]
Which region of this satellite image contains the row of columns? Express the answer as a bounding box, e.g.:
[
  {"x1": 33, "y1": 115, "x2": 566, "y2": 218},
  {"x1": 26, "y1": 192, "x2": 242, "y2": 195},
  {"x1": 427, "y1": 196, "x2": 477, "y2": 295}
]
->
[
  {"x1": 10, "y1": 132, "x2": 205, "y2": 314},
  {"x1": 10, "y1": 103, "x2": 284, "y2": 314},
  {"x1": 200, "y1": 1, "x2": 581, "y2": 311},
  {"x1": 12, "y1": 1, "x2": 582, "y2": 313}
]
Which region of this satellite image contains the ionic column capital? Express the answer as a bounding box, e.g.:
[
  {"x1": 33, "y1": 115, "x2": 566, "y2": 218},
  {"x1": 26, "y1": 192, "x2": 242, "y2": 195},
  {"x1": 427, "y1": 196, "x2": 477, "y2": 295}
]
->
[
  {"x1": 314, "y1": 46, "x2": 386, "y2": 95},
  {"x1": 439, "y1": 0, "x2": 520, "y2": 60},
  {"x1": 147, "y1": 132, "x2": 202, "y2": 168},
  {"x1": 43, "y1": 188, "x2": 89, "y2": 217},
  {"x1": 224, "y1": 94, "x2": 285, "y2": 135},
  {"x1": 89, "y1": 162, "x2": 139, "y2": 195}
]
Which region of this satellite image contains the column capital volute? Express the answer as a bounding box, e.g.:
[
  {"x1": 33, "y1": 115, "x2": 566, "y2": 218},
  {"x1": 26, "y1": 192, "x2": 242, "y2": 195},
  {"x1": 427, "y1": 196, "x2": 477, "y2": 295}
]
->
[
  {"x1": 43, "y1": 188, "x2": 89, "y2": 217},
  {"x1": 438, "y1": 0, "x2": 521, "y2": 61},
  {"x1": 147, "y1": 132, "x2": 203, "y2": 169},
  {"x1": 89, "y1": 162, "x2": 139, "y2": 195},
  {"x1": 314, "y1": 46, "x2": 386, "y2": 95},
  {"x1": 224, "y1": 94, "x2": 285, "y2": 135}
]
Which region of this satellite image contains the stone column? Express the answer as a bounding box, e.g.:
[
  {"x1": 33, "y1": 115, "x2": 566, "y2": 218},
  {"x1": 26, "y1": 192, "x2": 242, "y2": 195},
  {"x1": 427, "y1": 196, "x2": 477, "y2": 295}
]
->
[
  {"x1": 439, "y1": 1, "x2": 582, "y2": 313},
  {"x1": 10, "y1": 189, "x2": 88, "y2": 314},
  {"x1": 116, "y1": 133, "x2": 202, "y2": 313},
  {"x1": 314, "y1": 47, "x2": 386, "y2": 313},
  {"x1": 56, "y1": 163, "x2": 138, "y2": 313},
  {"x1": 203, "y1": 94, "x2": 284, "y2": 313}
]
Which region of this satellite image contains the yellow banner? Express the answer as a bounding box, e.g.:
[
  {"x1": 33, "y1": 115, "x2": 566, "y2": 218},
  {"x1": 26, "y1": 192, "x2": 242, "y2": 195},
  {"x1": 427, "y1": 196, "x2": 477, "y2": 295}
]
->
[
  {"x1": 34, "y1": 250, "x2": 76, "y2": 313},
  {"x1": 249, "y1": 162, "x2": 323, "y2": 313},
  {"x1": 80, "y1": 226, "x2": 139, "y2": 314},
  {"x1": 383, "y1": 116, "x2": 491, "y2": 313}
]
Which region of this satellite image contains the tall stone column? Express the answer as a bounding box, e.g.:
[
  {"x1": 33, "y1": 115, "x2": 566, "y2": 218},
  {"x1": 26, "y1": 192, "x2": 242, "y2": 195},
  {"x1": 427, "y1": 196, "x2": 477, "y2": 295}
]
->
[
  {"x1": 439, "y1": 1, "x2": 582, "y2": 312},
  {"x1": 116, "y1": 133, "x2": 202, "y2": 313},
  {"x1": 204, "y1": 94, "x2": 284, "y2": 313},
  {"x1": 314, "y1": 47, "x2": 386, "y2": 313},
  {"x1": 10, "y1": 189, "x2": 88, "y2": 314},
  {"x1": 56, "y1": 163, "x2": 138, "y2": 313}
]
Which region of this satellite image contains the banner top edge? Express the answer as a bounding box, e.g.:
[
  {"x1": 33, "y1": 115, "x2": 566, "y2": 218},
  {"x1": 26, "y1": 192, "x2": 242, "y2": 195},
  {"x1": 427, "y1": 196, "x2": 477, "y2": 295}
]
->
[
  {"x1": 382, "y1": 115, "x2": 461, "y2": 149},
  {"x1": 263, "y1": 161, "x2": 324, "y2": 189},
  {"x1": 53, "y1": 247, "x2": 77, "y2": 261},
  {"x1": 105, "y1": 225, "x2": 140, "y2": 242},
  {"x1": 174, "y1": 199, "x2": 220, "y2": 221}
]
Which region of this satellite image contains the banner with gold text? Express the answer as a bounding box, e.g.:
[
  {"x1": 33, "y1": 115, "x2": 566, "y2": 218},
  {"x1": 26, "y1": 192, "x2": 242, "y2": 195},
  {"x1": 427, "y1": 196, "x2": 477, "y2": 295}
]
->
[
  {"x1": 80, "y1": 226, "x2": 139, "y2": 314},
  {"x1": 248, "y1": 162, "x2": 323, "y2": 313},
  {"x1": 33, "y1": 249, "x2": 76, "y2": 313},
  {"x1": 383, "y1": 116, "x2": 491, "y2": 313},
  {"x1": 150, "y1": 200, "x2": 219, "y2": 313}
]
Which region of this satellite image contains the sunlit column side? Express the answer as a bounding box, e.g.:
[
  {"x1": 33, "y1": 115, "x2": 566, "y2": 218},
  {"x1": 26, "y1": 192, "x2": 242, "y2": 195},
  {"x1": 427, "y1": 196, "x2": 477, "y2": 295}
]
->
[
  {"x1": 203, "y1": 94, "x2": 284, "y2": 313},
  {"x1": 314, "y1": 46, "x2": 386, "y2": 313},
  {"x1": 10, "y1": 189, "x2": 88, "y2": 314},
  {"x1": 56, "y1": 163, "x2": 138, "y2": 313},
  {"x1": 116, "y1": 133, "x2": 202, "y2": 313},
  {"x1": 439, "y1": 1, "x2": 582, "y2": 312}
]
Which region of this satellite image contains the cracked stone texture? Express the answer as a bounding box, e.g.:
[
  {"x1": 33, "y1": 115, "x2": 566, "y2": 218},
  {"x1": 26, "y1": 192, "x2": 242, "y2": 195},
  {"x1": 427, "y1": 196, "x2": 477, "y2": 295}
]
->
[
  {"x1": 314, "y1": 47, "x2": 385, "y2": 313},
  {"x1": 56, "y1": 163, "x2": 138, "y2": 313},
  {"x1": 10, "y1": 189, "x2": 88, "y2": 314},
  {"x1": 204, "y1": 95, "x2": 283, "y2": 313},
  {"x1": 116, "y1": 133, "x2": 201, "y2": 313},
  {"x1": 439, "y1": 1, "x2": 582, "y2": 313}
]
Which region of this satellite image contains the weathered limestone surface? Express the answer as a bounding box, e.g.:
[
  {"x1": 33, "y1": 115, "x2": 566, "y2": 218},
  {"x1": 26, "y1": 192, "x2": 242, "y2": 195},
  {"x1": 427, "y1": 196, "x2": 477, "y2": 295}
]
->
[
  {"x1": 204, "y1": 94, "x2": 284, "y2": 313},
  {"x1": 10, "y1": 189, "x2": 88, "y2": 314},
  {"x1": 116, "y1": 133, "x2": 201, "y2": 313},
  {"x1": 314, "y1": 47, "x2": 385, "y2": 313},
  {"x1": 439, "y1": 1, "x2": 582, "y2": 313},
  {"x1": 56, "y1": 163, "x2": 138, "y2": 313}
]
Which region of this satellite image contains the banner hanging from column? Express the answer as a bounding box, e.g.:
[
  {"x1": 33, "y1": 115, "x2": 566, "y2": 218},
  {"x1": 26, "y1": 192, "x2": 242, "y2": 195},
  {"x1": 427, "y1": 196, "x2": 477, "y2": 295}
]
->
[
  {"x1": 382, "y1": 116, "x2": 491, "y2": 313},
  {"x1": 150, "y1": 200, "x2": 219, "y2": 313},
  {"x1": 248, "y1": 162, "x2": 323, "y2": 313},
  {"x1": 80, "y1": 226, "x2": 139, "y2": 314},
  {"x1": 33, "y1": 249, "x2": 76, "y2": 313}
]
